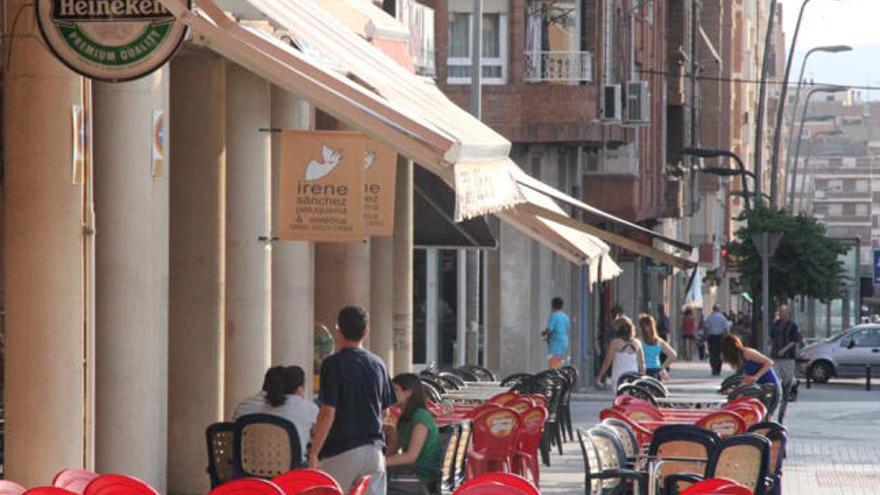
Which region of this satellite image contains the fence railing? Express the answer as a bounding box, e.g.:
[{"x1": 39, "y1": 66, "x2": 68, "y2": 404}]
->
[{"x1": 523, "y1": 51, "x2": 592, "y2": 82}]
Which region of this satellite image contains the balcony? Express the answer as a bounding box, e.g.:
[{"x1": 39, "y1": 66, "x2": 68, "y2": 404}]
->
[{"x1": 523, "y1": 51, "x2": 592, "y2": 83}]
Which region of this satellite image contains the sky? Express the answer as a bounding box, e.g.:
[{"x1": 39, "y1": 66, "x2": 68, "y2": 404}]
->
[{"x1": 780, "y1": 0, "x2": 880, "y2": 97}]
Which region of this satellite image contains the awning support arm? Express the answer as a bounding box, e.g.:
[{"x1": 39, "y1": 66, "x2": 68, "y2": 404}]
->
[{"x1": 518, "y1": 203, "x2": 696, "y2": 270}]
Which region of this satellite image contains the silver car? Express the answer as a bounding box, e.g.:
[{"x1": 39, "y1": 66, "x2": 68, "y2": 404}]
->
[{"x1": 797, "y1": 325, "x2": 880, "y2": 383}]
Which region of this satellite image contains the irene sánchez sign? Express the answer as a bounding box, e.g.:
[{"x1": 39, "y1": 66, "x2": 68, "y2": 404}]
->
[{"x1": 36, "y1": 0, "x2": 189, "y2": 81}]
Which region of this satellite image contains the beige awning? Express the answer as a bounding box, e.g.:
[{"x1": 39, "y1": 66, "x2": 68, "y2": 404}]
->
[{"x1": 159, "y1": 0, "x2": 524, "y2": 219}]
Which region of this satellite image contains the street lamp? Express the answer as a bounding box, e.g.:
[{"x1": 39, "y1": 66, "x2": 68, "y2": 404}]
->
[
  {"x1": 789, "y1": 85, "x2": 849, "y2": 207},
  {"x1": 768, "y1": 0, "x2": 847, "y2": 206},
  {"x1": 781, "y1": 46, "x2": 852, "y2": 186},
  {"x1": 681, "y1": 147, "x2": 754, "y2": 210},
  {"x1": 792, "y1": 128, "x2": 845, "y2": 212}
]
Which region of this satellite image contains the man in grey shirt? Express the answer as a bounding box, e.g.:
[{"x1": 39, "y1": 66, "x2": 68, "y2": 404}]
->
[{"x1": 703, "y1": 305, "x2": 731, "y2": 376}]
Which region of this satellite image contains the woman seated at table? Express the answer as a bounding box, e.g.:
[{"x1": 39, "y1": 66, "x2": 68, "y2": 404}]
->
[
  {"x1": 596, "y1": 316, "x2": 646, "y2": 388},
  {"x1": 639, "y1": 314, "x2": 678, "y2": 381},
  {"x1": 233, "y1": 365, "x2": 318, "y2": 460},
  {"x1": 386, "y1": 373, "x2": 442, "y2": 494},
  {"x1": 721, "y1": 333, "x2": 781, "y2": 395}
]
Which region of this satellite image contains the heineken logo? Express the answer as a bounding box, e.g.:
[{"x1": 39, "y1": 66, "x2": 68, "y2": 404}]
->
[{"x1": 36, "y1": 0, "x2": 189, "y2": 82}]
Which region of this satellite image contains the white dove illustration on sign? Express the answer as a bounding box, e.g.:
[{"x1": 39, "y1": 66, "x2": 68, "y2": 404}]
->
[
  {"x1": 305, "y1": 145, "x2": 342, "y2": 181},
  {"x1": 364, "y1": 150, "x2": 376, "y2": 170}
]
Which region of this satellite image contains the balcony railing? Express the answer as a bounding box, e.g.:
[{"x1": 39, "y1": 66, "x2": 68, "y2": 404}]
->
[{"x1": 523, "y1": 51, "x2": 592, "y2": 83}]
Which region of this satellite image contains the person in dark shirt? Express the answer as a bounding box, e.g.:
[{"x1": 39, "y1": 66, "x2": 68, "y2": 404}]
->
[
  {"x1": 309, "y1": 305, "x2": 396, "y2": 495},
  {"x1": 770, "y1": 304, "x2": 802, "y2": 398}
]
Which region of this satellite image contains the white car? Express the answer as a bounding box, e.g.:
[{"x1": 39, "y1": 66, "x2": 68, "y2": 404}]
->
[{"x1": 797, "y1": 325, "x2": 880, "y2": 383}]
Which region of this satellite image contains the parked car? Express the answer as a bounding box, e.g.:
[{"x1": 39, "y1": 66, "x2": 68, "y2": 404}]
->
[{"x1": 797, "y1": 325, "x2": 880, "y2": 383}]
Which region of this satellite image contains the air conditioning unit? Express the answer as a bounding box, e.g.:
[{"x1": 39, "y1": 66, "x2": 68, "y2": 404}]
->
[
  {"x1": 626, "y1": 81, "x2": 650, "y2": 123},
  {"x1": 603, "y1": 84, "x2": 622, "y2": 121}
]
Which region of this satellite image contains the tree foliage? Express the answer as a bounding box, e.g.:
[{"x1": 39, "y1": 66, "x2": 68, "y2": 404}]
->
[{"x1": 728, "y1": 205, "x2": 847, "y2": 302}]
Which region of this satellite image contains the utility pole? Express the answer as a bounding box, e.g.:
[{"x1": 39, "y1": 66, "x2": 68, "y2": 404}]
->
[
  {"x1": 753, "y1": 0, "x2": 778, "y2": 201},
  {"x1": 752, "y1": 233, "x2": 782, "y2": 354},
  {"x1": 769, "y1": 0, "x2": 812, "y2": 208},
  {"x1": 460, "y1": 0, "x2": 483, "y2": 365}
]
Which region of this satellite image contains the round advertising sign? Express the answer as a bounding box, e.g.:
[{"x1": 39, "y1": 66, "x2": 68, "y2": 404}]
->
[{"x1": 36, "y1": 0, "x2": 190, "y2": 82}]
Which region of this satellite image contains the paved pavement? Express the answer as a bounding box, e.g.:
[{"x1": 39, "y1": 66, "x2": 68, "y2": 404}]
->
[{"x1": 538, "y1": 360, "x2": 880, "y2": 495}]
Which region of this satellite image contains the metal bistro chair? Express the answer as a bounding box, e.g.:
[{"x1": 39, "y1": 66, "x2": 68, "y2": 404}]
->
[
  {"x1": 647, "y1": 424, "x2": 719, "y2": 495},
  {"x1": 748, "y1": 422, "x2": 789, "y2": 495},
  {"x1": 206, "y1": 422, "x2": 236, "y2": 487},
  {"x1": 664, "y1": 433, "x2": 773, "y2": 495},
  {"x1": 576, "y1": 428, "x2": 646, "y2": 495},
  {"x1": 233, "y1": 414, "x2": 303, "y2": 479}
]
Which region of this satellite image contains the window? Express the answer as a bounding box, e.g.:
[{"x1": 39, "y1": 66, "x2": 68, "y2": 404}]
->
[
  {"x1": 854, "y1": 328, "x2": 880, "y2": 347},
  {"x1": 855, "y1": 180, "x2": 869, "y2": 193},
  {"x1": 447, "y1": 11, "x2": 508, "y2": 84},
  {"x1": 827, "y1": 203, "x2": 843, "y2": 216},
  {"x1": 856, "y1": 204, "x2": 869, "y2": 216}
]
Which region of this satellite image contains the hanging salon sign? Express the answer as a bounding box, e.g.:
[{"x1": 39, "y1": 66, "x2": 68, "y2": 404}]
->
[
  {"x1": 280, "y1": 130, "x2": 366, "y2": 242},
  {"x1": 36, "y1": 0, "x2": 189, "y2": 81},
  {"x1": 363, "y1": 140, "x2": 397, "y2": 236}
]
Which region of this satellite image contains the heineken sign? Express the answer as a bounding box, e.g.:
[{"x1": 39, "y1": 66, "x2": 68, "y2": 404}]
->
[{"x1": 36, "y1": 0, "x2": 189, "y2": 81}]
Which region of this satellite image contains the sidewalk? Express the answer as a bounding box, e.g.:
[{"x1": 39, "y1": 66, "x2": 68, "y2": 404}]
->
[{"x1": 540, "y1": 360, "x2": 880, "y2": 494}]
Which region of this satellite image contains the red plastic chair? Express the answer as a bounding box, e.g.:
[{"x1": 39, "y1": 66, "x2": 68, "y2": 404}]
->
[
  {"x1": 505, "y1": 397, "x2": 534, "y2": 415},
  {"x1": 529, "y1": 395, "x2": 548, "y2": 409},
  {"x1": 347, "y1": 476, "x2": 370, "y2": 495},
  {"x1": 0, "y1": 481, "x2": 27, "y2": 495},
  {"x1": 467, "y1": 407, "x2": 523, "y2": 478},
  {"x1": 271, "y1": 469, "x2": 342, "y2": 495},
  {"x1": 83, "y1": 475, "x2": 159, "y2": 495},
  {"x1": 679, "y1": 478, "x2": 752, "y2": 495},
  {"x1": 53, "y1": 468, "x2": 100, "y2": 494},
  {"x1": 695, "y1": 411, "x2": 747, "y2": 439},
  {"x1": 487, "y1": 392, "x2": 518, "y2": 406},
  {"x1": 23, "y1": 489, "x2": 78, "y2": 495},
  {"x1": 722, "y1": 398, "x2": 767, "y2": 420},
  {"x1": 512, "y1": 406, "x2": 548, "y2": 486},
  {"x1": 207, "y1": 478, "x2": 285, "y2": 495},
  {"x1": 454, "y1": 473, "x2": 540, "y2": 495},
  {"x1": 465, "y1": 402, "x2": 502, "y2": 420},
  {"x1": 598, "y1": 408, "x2": 654, "y2": 445}
]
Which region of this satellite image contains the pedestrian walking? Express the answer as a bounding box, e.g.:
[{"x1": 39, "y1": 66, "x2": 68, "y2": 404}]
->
[
  {"x1": 681, "y1": 307, "x2": 697, "y2": 361},
  {"x1": 596, "y1": 316, "x2": 646, "y2": 388},
  {"x1": 638, "y1": 314, "x2": 677, "y2": 380},
  {"x1": 703, "y1": 304, "x2": 731, "y2": 376},
  {"x1": 770, "y1": 304, "x2": 803, "y2": 399},
  {"x1": 309, "y1": 305, "x2": 396, "y2": 495},
  {"x1": 542, "y1": 297, "x2": 571, "y2": 369}
]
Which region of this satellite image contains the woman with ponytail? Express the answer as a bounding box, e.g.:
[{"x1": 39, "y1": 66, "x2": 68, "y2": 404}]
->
[{"x1": 233, "y1": 365, "x2": 319, "y2": 460}]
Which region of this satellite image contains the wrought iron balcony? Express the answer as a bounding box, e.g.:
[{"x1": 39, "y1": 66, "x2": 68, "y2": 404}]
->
[{"x1": 523, "y1": 51, "x2": 593, "y2": 82}]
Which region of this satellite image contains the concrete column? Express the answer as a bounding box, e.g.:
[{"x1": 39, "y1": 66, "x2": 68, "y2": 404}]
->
[
  {"x1": 270, "y1": 86, "x2": 315, "y2": 395},
  {"x1": 224, "y1": 64, "x2": 272, "y2": 416},
  {"x1": 3, "y1": 2, "x2": 89, "y2": 485},
  {"x1": 168, "y1": 51, "x2": 226, "y2": 495},
  {"x1": 93, "y1": 69, "x2": 169, "y2": 488},
  {"x1": 392, "y1": 158, "x2": 414, "y2": 373},
  {"x1": 485, "y1": 218, "x2": 502, "y2": 373},
  {"x1": 315, "y1": 241, "x2": 371, "y2": 336},
  {"x1": 371, "y1": 236, "x2": 395, "y2": 372}
]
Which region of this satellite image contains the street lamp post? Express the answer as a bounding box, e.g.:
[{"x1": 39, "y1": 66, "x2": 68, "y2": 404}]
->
[
  {"x1": 781, "y1": 46, "x2": 852, "y2": 191},
  {"x1": 785, "y1": 114, "x2": 835, "y2": 204},
  {"x1": 681, "y1": 147, "x2": 754, "y2": 210},
  {"x1": 768, "y1": 0, "x2": 847, "y2": 206},
  {"x1": 789, "y1": 86, "x2": 849, "y2": 209},
  {"x1": 792, "y1": 129, "x2": 844, "y2": 212}
]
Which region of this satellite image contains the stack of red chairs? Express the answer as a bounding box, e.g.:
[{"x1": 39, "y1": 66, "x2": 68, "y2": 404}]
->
[
  {"x1": 452, "y1": 473, "x2": 540, "y2": 495},
  {"x1": 467, "y1": 407, "x2": 523, "y2": 478},
  {"x1": 511, "y1": 406, "x2": 549, "y2": 485},
  {"x1": 601, "y1": 396, "x2": 765, "y2": 440}
]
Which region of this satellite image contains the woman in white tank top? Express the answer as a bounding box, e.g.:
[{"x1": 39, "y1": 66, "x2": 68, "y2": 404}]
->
[{"x1": 596, "y1": 316, "x2": 646, "y2": 388}]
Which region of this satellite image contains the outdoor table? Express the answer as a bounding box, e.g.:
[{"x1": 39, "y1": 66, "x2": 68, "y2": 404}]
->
[{"x1": 460, "y1": 381, "x2": 503, "y2": 387}]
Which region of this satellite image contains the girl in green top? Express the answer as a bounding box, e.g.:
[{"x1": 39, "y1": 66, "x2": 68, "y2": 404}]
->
[{"x1": 386, "y1": 373, "x2": 442, "y2": 491}]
